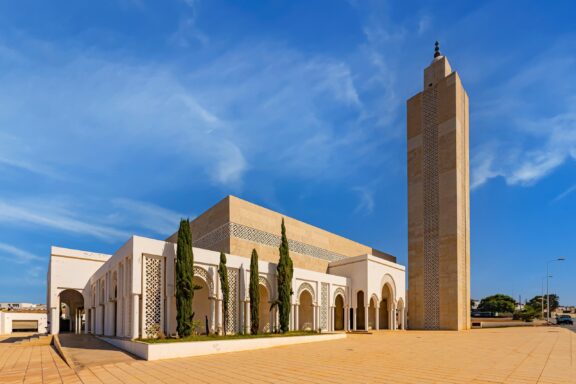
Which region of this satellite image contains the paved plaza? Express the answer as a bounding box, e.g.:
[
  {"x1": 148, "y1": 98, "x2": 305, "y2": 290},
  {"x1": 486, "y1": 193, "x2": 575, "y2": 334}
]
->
[{"x1": 0, "y1": 326, "x2": 574, "y2": 384}]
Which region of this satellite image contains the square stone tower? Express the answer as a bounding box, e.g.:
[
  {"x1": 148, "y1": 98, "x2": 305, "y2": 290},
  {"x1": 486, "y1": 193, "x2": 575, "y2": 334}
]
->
[{"x1": 407, "y1": 43, "x2": 471, "y2": 330}]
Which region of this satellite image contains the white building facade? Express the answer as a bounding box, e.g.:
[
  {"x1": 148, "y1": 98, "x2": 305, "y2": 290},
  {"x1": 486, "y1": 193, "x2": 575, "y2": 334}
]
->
[{"x1": 47, "y1": 236, "x2": 406, "y2": 338}]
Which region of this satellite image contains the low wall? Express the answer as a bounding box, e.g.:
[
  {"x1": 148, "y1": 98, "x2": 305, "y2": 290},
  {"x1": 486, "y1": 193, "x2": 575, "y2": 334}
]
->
[
  {"x1": 100, "y1": 333, "x2": 346, "y2": 361},
  {"x1": 472, "y1": 321, "x2": 536, "y2": 329}
]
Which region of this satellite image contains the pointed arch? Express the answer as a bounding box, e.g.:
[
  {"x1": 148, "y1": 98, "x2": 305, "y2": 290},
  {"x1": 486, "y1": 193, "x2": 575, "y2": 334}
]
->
[
  {"x1": 193, "y1": 266, "x2": 214, "y2": 297},
  {"x1": 333, "y1": 287, "x2": 346, "y2": 306},
  {"x1": 296, "y1": 282, "x2": 315, "y2": 304}
]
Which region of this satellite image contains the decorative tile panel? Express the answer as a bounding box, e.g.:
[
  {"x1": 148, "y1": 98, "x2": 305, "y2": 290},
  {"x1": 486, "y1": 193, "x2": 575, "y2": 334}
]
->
[
  {"x1": 143, "y1": 256, "x2": 163, "y2": 338},
  {"x1": 422, "y1": 85, "x2": 440, "y2": 330},
  {"x1": 226, "y1": 268, "x2": 239, "y2": 334},
  {"x1": 195, "y1": 222, "x2": 347, "y2": 262},
  {"x1": 320, "y1": 283, "x2": 329, "y2": 330}
]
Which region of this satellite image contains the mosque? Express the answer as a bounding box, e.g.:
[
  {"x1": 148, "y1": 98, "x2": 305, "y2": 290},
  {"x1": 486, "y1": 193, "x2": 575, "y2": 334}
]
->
[{"x1": 47, "y1": 44, "x2": 470, "y2": 338}]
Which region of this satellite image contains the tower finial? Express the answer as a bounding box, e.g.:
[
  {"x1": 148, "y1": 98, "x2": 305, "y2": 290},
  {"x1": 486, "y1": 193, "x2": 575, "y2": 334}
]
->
[{"x1": 434, "y1": 41, "x2": 441, "y2": 58}]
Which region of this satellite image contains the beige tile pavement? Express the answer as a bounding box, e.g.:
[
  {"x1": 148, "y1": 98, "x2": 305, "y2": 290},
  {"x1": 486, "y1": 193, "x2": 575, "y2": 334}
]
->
[{"x1": 0, "y1": 326, "x2": 574, "y2": 383}]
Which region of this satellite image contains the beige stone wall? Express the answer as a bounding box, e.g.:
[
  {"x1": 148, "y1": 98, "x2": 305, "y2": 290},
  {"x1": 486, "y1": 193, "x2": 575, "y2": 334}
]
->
[
  {"x1": 407, "y1": 55, "x2": 470, "y2": 330},
  {"x1": 228, "y1": 196, "x2": 392, "y2": 262},
  {"x1": 168, "y1": 195, "x2": 395, "y2": 273}
]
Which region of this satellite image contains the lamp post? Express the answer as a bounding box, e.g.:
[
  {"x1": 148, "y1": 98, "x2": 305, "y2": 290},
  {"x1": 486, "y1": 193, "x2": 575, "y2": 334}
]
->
[
  {"x1": 546, "y1": 257, "x2": 565, "y2": 323},
  {"x1": 541, "y1": 276, "x2": 552, "y2": 320}
]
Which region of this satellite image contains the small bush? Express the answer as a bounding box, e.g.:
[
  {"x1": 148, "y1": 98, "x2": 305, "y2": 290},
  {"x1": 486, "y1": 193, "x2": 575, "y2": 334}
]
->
[{"x1": 513, "y1": 308, "x2": 536, "y2": 322}]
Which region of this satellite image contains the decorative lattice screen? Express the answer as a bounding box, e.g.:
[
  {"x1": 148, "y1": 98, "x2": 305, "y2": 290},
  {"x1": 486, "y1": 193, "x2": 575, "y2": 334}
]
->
[
  {"x1": 320, "y1": 283, "x2": 329, "y2": 330},
  {"x1": 226, "y1": 268, "x2": 238, "y2": 334},
  {"x1": 143, "y1": 256, "x2": 163, "y2": 338},
  {"x1": 422, "y1": 85, "x2": 440, "y2": 329}
]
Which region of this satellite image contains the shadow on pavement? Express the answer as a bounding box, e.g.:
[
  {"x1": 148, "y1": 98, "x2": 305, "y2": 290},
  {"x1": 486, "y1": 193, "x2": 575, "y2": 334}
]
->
[{"x1": 59, "y1": 334, "x2": 140, "y2": 369}]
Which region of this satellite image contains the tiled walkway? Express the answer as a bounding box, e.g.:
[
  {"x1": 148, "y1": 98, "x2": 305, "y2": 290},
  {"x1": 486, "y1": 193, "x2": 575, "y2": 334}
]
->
[{"x1": 1, "y1": 326, "x2": 574, "y2": 383}]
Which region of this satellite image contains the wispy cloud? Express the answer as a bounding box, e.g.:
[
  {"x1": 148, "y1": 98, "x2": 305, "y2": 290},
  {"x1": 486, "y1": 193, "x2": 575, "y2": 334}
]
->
[
  {"x1": 551, "y1": 184, "x2": 576, "y2": 203},
  {"x1": 0, "y1": 242, "x2": 43, "y2": 264},
  {"x1": 0, "y1": 197, "x2": 187, "y2": 241},
  {"x1": 110, "y1": 198, "x2": 189, "y2": 236},
  {"x1": 353, "y1": 186, "x2": 375, "y2": 215},
  {"x1": 0, "y1": 199, "x2": 130, "y2": 241},
  {"x1": 470, "y1": 40, "x2": 576, "y2": 190},
  {"x1": 169, "y1": 0, "x2": 209, "y2": 47}
]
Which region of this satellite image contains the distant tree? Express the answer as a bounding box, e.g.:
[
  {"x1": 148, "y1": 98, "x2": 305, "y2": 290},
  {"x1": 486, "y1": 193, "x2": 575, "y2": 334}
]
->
[
  {"x1": 249, "y1": 249, "x2": 260, "y2": 335},
  {"x1": 176, "y1": 219, "x2": 195, "y2": 337},
  {"x1": 478, "y1": 294, "x2": 515, "y2": 314},
  {"x1": 218, "y1": 252, "x2": 230, "y2": 335},
  {"x1": 274, "y1": 218, "x2": 293, "y2": 333},
  {"x1": 526, "y1": 294, "x2": 559, "y2": 315}
]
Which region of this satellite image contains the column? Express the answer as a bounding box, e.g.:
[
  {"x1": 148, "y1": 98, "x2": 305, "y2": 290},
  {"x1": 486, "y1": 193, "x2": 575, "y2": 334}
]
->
[
  {"x1": 375, "y1": 304, "x2": 380, "y2": 330},
  {"x1": 276, "y1": 307, "x2": 280, "y2": 332},
  {"x1": 90, "y1": 307, "x2": 96, "y2": 335},
  {"x1": 132, "y1": 294, "x2": 139, "y2": 339},
  {"x1": 164, "y1": 296, "x2": 170, "y2": 336},
  {"x1": 208, "y1": 297, "x2": 216, "y2": 333},
  {"x1": 344, "y1": 306, "x2": 349, "y2": 331},
  {"x1": 245, "y1": 301, "x2": 251, "y2": 334},
  {"x1": 270, "y1": 304, "x2": 275, "y2": 333},
  {"x1": 239, "y1": 299, "x2": 245, "y2": 334},
  {"x1": 364, "y1": 305, "x2": 369, "y2": 331},
  {"x1": 391, "y1": 303, "x2": 397, "y2": 330},
  {"x1": 352, "y1": 308, "x2": 357, "y2": 331},
  {"x1": 295, "y1": 304, "x2": 300, "y2": 331},
  {"x1": 216, "y1": 299, "x2": 223, "y2": 335},
  {"x1": 84, "y1": 309, "x2": 89, "y2": 334},
  {"x1": 330, "y1": 307, "x2": 335, "y2": 332},
  {"x1": 312, "y1": 305, "x2": 317, "y2": 331}
]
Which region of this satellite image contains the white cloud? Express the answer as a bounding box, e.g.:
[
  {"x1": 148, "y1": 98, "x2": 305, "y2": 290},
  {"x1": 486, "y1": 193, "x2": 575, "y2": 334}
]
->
[
  {"x1": 472, "y1": 112, "x2": 576, "y2": 189},
  {"x1": 110, "y1": 198, "x2": 189, "y2": 236},
  {"x1": 552, "y1": 184, "x2": 576, "y2": 203},
  {"x1": 0, "y1": 199, "x2": 130, "y2": 241},
  {"x1": 470, "y1": 39, "x2": 576, "y2": 190},
  {"x1": 0, "y1": 242, "x2": 43, "y2": 264},
  {"x1": 353, "y1": 186, "x2": 375, "y2": 215},
  {"x1": 0, "y1": 197, "x2": 188, "y2": 241}
]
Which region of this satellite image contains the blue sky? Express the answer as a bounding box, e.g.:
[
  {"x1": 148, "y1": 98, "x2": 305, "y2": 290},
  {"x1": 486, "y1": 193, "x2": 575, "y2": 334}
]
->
[{"x1": 0, "y1": 0, "x2": 574, "y2": 305}]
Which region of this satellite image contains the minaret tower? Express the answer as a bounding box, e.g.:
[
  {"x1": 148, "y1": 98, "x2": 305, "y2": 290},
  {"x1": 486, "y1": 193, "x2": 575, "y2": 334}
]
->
[{"x1": 407, "y1": 42, "x2": 471, "y2": 330}]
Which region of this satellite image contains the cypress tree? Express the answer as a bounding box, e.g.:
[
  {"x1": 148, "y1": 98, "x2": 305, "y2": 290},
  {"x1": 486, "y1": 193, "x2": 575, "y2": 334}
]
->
[
  {"x1": 249, "y1": 249, "x2": 260, "y2": 335},
  {"x1": 176, "y1": 219, "x2": 195, "y2": 337},
  {"x1": 218, "y1": 252, "x2": 229, "y2": 335},
  {"x1": 276, "y1": 218, "x2": 293, "y2": 333}
]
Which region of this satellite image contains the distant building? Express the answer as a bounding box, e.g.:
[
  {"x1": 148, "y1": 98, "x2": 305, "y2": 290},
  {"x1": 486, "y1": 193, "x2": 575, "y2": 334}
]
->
[
  {"x1": 471, "y1": 300, "x2": 480, "y2": 310},
  {"x1": 0, "y1": 311, "x2": 47, "y2": 334},
  {"x1": 0, "y1": 303, "x2": 46, "y2": 311}
]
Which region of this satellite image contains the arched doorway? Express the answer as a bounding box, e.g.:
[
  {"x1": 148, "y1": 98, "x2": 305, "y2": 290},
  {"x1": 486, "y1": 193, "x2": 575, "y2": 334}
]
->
[
  {"x1": 298, "y1": 290, "x2": 314, "y2": 331},
  {"x1": 192, "y1": 276, "x2": 210, "y2": 334},
  {"x1": 334, "y1": 295, "x2": 345, "y2": 331},
  {"x1": 258, "y1": 284, "x2": 270, "y2": 333},
  {"x1": 379, "y1": 284, "x2": 393, "y2": 329},
  {"x1": 368, "y1": 296, "x2": 377, "y2": 330},
  {"x1": 59, "y1": 289, "x2": 84, "y2": 333},
  {"x1": 356, "y1": 291, "x2": 365, "y2": 330}
]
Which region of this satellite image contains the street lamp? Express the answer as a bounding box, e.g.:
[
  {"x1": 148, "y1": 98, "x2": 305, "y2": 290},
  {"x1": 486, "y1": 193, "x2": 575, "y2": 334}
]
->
[
  {"x1": 546, "y1": 257, "x2": 565, "y2": 323},
  {"x1": 541, "y1": 276, "x2": 552, "y2": 320}
]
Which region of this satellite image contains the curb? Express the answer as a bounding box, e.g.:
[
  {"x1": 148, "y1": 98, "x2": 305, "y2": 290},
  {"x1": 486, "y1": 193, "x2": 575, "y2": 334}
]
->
[{"x1": 52, "y1": 335, "x2": 75, "y2": 369}]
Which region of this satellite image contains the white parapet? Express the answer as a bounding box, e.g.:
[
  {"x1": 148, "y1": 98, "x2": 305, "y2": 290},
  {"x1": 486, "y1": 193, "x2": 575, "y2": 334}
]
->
[{"x1": 100, "y1": 333, "x2": 346, "y2": 361}]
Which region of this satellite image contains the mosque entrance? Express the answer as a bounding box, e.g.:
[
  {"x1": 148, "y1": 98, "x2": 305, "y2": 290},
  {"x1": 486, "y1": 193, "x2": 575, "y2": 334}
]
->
[{"x1": 59, "y1": 289, "x2": 84, "y2": 333}]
